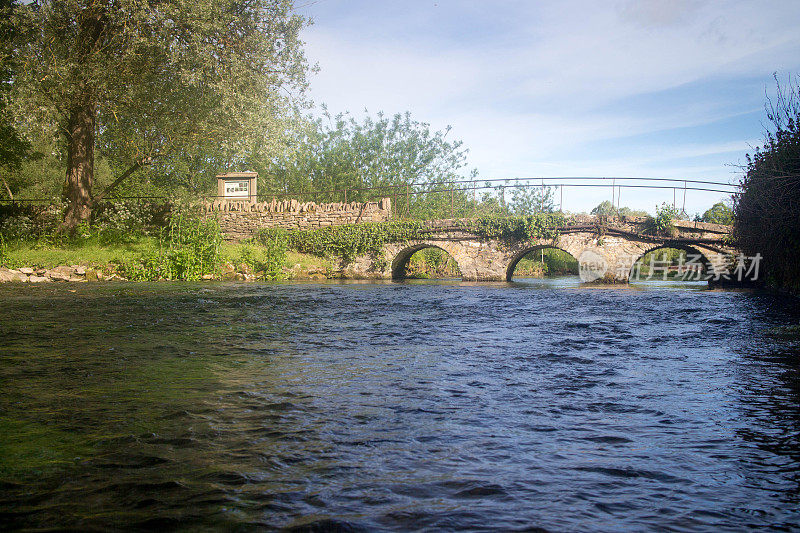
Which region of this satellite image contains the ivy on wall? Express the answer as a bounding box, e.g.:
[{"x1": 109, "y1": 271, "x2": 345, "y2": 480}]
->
[{"x1": 255, "y1": 213, "x2": 567, "y2": 264}]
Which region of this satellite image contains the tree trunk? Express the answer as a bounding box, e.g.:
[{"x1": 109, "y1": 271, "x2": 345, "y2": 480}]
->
[{"x1": 63, "y1": 101, "x2": 96, "y2": 230}]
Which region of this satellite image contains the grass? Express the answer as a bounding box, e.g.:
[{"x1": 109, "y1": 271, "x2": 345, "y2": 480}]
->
[
  {"x1": 1, "y1": 237, "x2": 334, "y2": 278},
  {"x1": 1, "y1": 237, "x2": 161, "y2": 269},
  {"x1": 282, "y1": 250, "x2": 334, "y2": 272}
]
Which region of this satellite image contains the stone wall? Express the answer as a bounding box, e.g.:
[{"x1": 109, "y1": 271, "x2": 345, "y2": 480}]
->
[{"x1": 204, "y1": 197, "x2": 392, "y2": 241}]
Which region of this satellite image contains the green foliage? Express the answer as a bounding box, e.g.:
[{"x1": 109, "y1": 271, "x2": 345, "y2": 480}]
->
[
  {"x1": 0, "y1": 200, "x2": 170, "y2": 253},
  {"x1": 0, "y1": 213, "x2": 36, "y2": 241},
  {"x1": 236, "y1": 234, "x2": 287, "y2": 281},
  {"x1": 406, "y1": 247, "x2": 461, "y2": 279},
  {"x1": 119, "y1": 213, "x2": 221, "y2": 281},
  {"x1": 91, "y1": 201, "x2": 171, "y2": 243},
  {"x1": 0, "y1": 203, "x2": 60, "y2": 243},
  {"x1": 258, "y1": 109, "x2": 486, "y2": 220},
  {"x1": 262, "y1": 110, "x2": 474, "y2": 201},
  {"x1": 255, "y1": 213, "x2": 566, "y2": 265},
  {"x1": 618, "y1": 206, "x2": 649, "y2": 217},
  {"x1": 591, "y1": 201, "x2": 649, "y2": 218},
  {"x1": 510, "y1": 184, "x2": 557, "y2": 214},
  {"x1": 701, "y1": 201, "x2": 733, "y2": 225},
  {"x1": 645, "y1": 203, "x2": 681, "y2": 235},
  {"x1": 591, "y1": 200, "x2": 616, "y2": 216},
  {"x1": 10, "y1": 0, "x2": 310, "y2": 218},
  {"x1": 734, "y1": 75, "x2": 800, "y2": 291},
  {"x1": 514, "y1": 248, "x2": 578, "y2": 277},
  {"x1": 262, "y1": 221, "x2": 428, "y2": 264},
  {"x1": 0, "y1": 0, "x2": 30, "y2": 177},
  {"x1": 464, "y1": 213, "x2": 566, "y2": 241}
]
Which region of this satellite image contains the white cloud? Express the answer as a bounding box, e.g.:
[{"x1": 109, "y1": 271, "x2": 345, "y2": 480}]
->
[{"x1": 297, "y1": 0, "x2": 800, "y2": 211}]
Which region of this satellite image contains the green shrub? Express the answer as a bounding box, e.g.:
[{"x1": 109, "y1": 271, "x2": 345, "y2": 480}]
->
[
  {"x1": 734, "y1": 77, "x2": 800, "y2": 291},
  {"x1": 235, "y1": 235, "x2": 287, "y2": 280},
  {"x1": 406, "y1": 247, "x2": 461, "y2": 278},
  {"x1": 0, "y1": 215, "x2": 36, "y2": 241},
  {"x1": 117, "y1": 212, "x2": 221, "y2": 281},
  {"x1": 645, "y1": 203, "x2": 681, "y2": 235}
]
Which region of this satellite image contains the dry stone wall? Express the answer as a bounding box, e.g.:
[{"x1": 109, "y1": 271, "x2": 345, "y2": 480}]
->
[{"x1": 205, "y1": 197, "x2": 392, "y2": 241}]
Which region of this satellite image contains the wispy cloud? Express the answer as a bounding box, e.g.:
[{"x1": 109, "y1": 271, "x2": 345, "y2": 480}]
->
[{"x1": 297, "y1": 0, "x2": 800, "y2": 212}]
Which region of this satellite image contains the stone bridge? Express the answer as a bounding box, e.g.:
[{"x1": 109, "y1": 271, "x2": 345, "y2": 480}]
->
[{"x1": 342, "y1": 216, "x2": 738, "y2": 283}]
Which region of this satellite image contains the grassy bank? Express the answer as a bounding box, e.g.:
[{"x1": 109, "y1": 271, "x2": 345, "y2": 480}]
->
[
  {"x1": 1, "y1": 212, "x2": 571, "y2": 281},
  {"x1": 0, "y1": 237, "x2": 336, "y2": 281}
]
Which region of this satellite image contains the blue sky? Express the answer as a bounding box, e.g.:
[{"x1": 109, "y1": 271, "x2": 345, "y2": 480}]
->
[{"x1": 295, "y1": 0, "x2": 800, "y2": 215}]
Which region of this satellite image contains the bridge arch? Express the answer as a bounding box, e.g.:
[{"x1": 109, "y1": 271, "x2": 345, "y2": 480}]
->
[
  {"x1": 627, "y1": 244, "x2": 717, "y2": 282},
  {"x1": 506, "y1": 245, "x2": 579, "y2": 282},
  {"x1": 390, "y1": 243, "x2": 463, "y2": 280}
]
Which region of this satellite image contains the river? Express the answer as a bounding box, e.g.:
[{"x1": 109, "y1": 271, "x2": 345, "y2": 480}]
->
[{"x1": 1, "y1": 279, "x2": 799, "y2": 531}]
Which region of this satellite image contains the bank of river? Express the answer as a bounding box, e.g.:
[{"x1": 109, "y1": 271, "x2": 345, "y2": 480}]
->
[{"x1": 1, "y1": 279, "x2": 799, "y2": 530}]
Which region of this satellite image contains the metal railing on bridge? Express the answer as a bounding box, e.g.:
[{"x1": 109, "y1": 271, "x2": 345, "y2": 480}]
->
[{"x1": 0, "y1": 176, "x2": 739, "y2": 219}]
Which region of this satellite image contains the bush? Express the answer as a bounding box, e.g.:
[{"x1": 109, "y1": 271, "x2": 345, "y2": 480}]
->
[
  {"x1": 91, "y1": 200, "x2": 171, "y2": 244},
  {"x1": 0, "y1": 214, "x2": 36, "y2": 241},
  {"x1": 236, "y1": 235, "x2": 287, "y2": 280},
  {"x1": 118, "y1": 212, "x2": 221, "y2": 281},
  {"x1": 0, "y1": 203, "x2": 59, "y2": 242},
  {"x1": 734, "y1": 76, "x2": 800, "y2": 291},
  {"x1": 645, "y1": 203, "x2": 681, "y2": 236}
]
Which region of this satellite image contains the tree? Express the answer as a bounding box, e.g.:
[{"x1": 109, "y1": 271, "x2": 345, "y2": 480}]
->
[
  {"x1": 262, "y1": 110, "x2": 479, "y2": 217},
  {"x1": 701, "y1": 201, "x2": 733, "y2": 225},
  {"x1": 12, "y1": 0, "x2": 309, "y2": 228},
  {"x1": 511, "y1": 183, "x2": 556, "y2": 214},
  {"x1": 590, "y1": 201, "x2": 648, "y2": 217},
  {"x1": 618, "y1": 206, "x2": 648, "y2": 217},
  {"x1": 0, "y1": 0, "x2": 30, "y2": 198},
  {"x1": 591, "y1": 200, "x2": 616, "y2": 216},
  {"x1": 734, "y1": 74, "x2": 800, "y2": 290}
]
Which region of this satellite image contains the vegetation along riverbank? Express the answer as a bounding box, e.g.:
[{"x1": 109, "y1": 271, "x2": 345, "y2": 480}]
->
[
  {"x1": 734, "y1": 77, "x2": 800, "y2": 295},
  {"x1": 0, "y1": 206, "x2": 572, "y2": 282}
]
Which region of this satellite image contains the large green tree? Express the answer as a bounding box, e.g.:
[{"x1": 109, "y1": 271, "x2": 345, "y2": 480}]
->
[
  {"x1": 259, "y1": 109, "x2": 482, "y2": 218},
  {"x1": 701, "y1": 201, "x2": 733, "y2": 225},
  {"x1": 263, "y1": 111, "x2": 474, "y2": 195},
  {"x1": 12, "y1": 0, "x2": 308, "y2": 227},
  {"x1": 0, "y1": 0, "x2": 30, "y2": 197}
]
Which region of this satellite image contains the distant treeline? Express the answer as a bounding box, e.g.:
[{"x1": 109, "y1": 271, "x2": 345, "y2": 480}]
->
[{"x1": 734, "y1": 76, "x2": 800, "y2": 293}]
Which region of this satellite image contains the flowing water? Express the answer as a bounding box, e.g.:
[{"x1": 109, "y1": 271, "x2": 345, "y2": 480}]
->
[{"x1": 1, "y1": 279, "x2": 799, "y2": 531}]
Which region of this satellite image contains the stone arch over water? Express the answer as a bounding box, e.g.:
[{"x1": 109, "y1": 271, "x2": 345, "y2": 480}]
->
[
  {"x1": 627, "y1": 243, "x2": 718, "y2": 281},
  {"x1": 390, "y1": 243, "x2": 463, "y2": 280},
  {"x1": 505, "y1": 245, "x2": 579, "y2": 282}
]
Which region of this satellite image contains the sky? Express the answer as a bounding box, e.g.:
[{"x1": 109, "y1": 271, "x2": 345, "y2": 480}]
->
[{"x1": 294, "y1": 0, "x2": 800, "y2": 215}]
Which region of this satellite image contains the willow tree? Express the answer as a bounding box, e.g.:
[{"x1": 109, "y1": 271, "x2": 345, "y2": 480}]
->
[{"x1": 12, "y1": 0, "x2": 308, "y2": 228}]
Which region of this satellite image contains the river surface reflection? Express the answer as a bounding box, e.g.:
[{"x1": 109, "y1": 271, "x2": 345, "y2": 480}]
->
[{"x1": 1, "y1": 279, "x2": 799, "y2": 531}]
